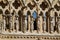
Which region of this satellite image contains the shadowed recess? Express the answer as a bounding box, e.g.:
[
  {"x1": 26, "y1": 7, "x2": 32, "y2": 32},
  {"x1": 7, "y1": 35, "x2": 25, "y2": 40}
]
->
[
  {"x1": 12, "y1": 0, "x2": 21, "y2": 9},
  {"x1": 40, "y1": 1, "x2": 49, "y2": 10},
  {"x1": 0, "y1": 9, "x2": 3, "y2": 14},
  {"x1": 0, "y1": 1, "x2": 8, "y2": 8},
  {"x1": 54, "y1": 4, "x2": 60, "y2": 11},
  {"x1": 5, "y1": 10, "x2": 10, "y2": 14},
  {"x1": 27, "y1": 3, "x2": 35, "y2": 10}
]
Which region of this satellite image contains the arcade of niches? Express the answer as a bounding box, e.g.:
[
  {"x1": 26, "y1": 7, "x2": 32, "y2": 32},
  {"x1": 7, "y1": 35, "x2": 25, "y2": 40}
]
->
[{"x1": 0, "y1": 0, "x2": 60, "y2": 40}]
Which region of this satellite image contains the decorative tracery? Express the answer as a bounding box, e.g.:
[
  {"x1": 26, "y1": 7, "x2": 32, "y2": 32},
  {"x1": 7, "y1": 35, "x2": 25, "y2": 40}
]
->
[{"x1": 0, "y1": 0, "x2": 60, "y2": 34}]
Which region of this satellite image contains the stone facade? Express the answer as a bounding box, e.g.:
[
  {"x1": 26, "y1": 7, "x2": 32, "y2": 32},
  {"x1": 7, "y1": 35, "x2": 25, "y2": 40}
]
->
[{"x1": 0, "y1": 0, "x2": 60, "y2": 40}]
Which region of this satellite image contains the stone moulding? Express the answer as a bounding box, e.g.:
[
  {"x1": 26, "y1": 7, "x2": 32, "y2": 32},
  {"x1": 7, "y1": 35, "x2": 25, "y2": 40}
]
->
[{"x1": 0, "y1": 34, "x2": 60, "y2": 39}]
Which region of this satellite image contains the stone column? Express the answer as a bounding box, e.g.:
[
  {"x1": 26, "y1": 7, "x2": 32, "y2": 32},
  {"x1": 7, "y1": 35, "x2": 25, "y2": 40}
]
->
[
  {"x1": 12, "y1": 15, "x2": 15, "y2": 32},
  {"x1": 37, "y1": 16, "x2": 40, "y2": 33},
  {"x1": 3, "y1": 14, "x2": 6, "y2": 32},
  {"x1": 23, "y1": 15, "x2": 27, "y2": 33},
  {"x1": 50, "y1": 17, "x2": 55, "y2": 33},
  {"x1": 15, "y1": 14, "x2": 19, "y2": 32},
  {"x1": 28, "y1": 15, "x2": 31, "y2": 32},
  {"x1": 30, "y1": 16, "x2": 34, "y2": 33},
  {"x1": 50, "y1": 10, "x2": 55, "y2": 33},
  {"x1": 37, "y1": 16, "x2": 43, "y2": 33},
  {"x1": 43, "y1": 13, "x2": 46, "y2": 33},
  {"x1": 40, "y1": 16, "x2": 43, "y2": 33},
  {"x1": 9, "y1": 14, "x2": 13, "y2": 32},
  {"x1": 43, "y1": 22, "x2": 46, "y2": 33}
]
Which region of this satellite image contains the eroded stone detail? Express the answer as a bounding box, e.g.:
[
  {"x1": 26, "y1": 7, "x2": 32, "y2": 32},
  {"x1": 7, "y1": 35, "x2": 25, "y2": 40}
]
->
[{"x1": 0, "y1": 0, "x2": 60, "y2": 40}]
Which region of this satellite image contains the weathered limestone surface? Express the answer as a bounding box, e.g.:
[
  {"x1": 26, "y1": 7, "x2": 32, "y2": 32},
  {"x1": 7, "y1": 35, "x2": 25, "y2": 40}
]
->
[{"x1": 0, "y1": 0, "x2": 60, "y2": 40}]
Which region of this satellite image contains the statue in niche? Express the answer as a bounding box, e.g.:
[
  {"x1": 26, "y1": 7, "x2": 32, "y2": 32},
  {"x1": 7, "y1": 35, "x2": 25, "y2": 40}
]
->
[
  {"x1": 50, "y1": 17, "x2": 54, "y2": 33},
  {"x1": 24, "y1": 16, "x2": 27, "y2": 33},
  {"x1": 30, "y1": 17, "x2": 34, "y2": 33},
  {"x1": 15, "y1": 14, "x2": 19, "y2": 32},
  {"x1": 37, "y1": 16, "x2": 41, "y2": 33}
]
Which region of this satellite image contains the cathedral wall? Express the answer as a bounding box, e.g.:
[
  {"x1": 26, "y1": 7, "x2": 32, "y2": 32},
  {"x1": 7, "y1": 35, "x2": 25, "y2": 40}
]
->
[{"x1": 0, "y1": 0, "x2": 60, "y2": 40}]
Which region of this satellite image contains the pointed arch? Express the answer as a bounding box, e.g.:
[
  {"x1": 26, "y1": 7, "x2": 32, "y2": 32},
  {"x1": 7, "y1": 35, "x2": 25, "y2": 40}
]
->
[{"x1": 18, "y1": 10, "x2": 23, "y2": 31}]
